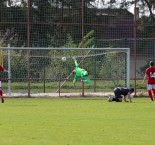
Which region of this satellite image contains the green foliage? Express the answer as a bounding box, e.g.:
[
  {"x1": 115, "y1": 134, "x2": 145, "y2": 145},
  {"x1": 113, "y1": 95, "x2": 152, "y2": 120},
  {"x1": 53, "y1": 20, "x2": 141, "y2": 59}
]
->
[
  {"x1": 2, "y1": 50, "x2": 28, "y2": 80},
  {"x1": 11, "y1": 55, "x2": 28, "y2": 80},
  {"x1": 98, "y1": 52, "x2": 126, "y2": 81},
  {"x1": 61, "y1": 30, "x2": 95, "y2": 49},
  {"x1": 78, "y1": 30, "x2": 95, "y2": 48},
  {"x1": 63, "y1": 34, "x2": 77, "y2": 48},
  {"x1": 138, "y1": 60, "x2": 149, "y2": 77},
  {"x1": 87, "y1": 51, "x2": 127, "y2": 87}
]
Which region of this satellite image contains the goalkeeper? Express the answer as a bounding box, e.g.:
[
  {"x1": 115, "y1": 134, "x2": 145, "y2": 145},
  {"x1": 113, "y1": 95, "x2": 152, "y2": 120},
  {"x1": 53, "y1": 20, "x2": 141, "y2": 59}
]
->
[{"x1": 72, "y1": 57, "x2": 91, "y2": 86}]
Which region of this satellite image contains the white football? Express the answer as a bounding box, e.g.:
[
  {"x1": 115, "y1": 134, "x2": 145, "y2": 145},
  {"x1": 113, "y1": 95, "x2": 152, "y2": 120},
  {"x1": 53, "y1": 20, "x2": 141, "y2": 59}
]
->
[
  {"x1": 61, "y1": 57, "x2": 66, "y2": 62},
  {"x1": 108, "y1": 96, "x2": 113, "y2": 102}
]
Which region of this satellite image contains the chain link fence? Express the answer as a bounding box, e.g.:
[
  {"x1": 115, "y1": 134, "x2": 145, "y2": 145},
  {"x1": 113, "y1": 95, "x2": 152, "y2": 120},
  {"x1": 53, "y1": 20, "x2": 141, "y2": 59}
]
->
[{"x1": 0, "y1": 0, "x2": 155, "y2": 96}]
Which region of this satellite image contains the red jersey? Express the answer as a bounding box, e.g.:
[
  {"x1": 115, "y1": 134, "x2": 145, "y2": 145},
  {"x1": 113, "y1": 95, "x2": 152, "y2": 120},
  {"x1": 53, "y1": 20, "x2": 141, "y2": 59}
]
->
[
  {"x1": 0, "y1": 66, "x2": 5, "y2": 72},
  {"x1": 146, "y1": 66, "x2": 155, "y2": 84},
  {"x1": 0, "y1": 66, "x2": 5, "y2": 81}
]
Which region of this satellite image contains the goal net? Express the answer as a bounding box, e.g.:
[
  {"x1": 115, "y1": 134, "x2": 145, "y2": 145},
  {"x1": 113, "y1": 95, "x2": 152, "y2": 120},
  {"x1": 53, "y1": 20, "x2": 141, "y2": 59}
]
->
[{"x1": 1, "y1": 47, "x2": 130, "y2": 97}]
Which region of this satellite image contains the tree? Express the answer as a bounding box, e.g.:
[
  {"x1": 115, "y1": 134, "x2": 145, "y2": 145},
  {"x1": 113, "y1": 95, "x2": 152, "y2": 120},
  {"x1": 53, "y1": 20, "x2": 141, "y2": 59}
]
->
[
  {"x1": 91, "y1": 0, "x2": 155, "y2": 20},
  {"x1": 91, "y1": 0, "x2": 133, "y2": 9},
  {"x1": 136, "y1": 0, "x2": 155, "y2": 21}
]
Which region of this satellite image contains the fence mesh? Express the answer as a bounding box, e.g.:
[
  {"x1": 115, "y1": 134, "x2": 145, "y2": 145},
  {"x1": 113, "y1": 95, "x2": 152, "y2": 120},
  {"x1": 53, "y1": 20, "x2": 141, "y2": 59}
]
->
[{"x1": 0, "y1": 0, "x2": 155, "y2": 96}]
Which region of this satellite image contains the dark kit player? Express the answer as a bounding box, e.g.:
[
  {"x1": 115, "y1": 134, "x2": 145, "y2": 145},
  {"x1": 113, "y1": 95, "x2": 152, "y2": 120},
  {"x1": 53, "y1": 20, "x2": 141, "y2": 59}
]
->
[{"x1": 108, "y1": 87, "x2": 134, "y2": 102}]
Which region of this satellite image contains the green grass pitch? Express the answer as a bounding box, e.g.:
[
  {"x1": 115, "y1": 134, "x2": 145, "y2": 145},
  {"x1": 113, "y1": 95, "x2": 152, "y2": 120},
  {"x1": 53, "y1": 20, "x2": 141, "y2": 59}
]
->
[{"x1": 0, "y1": 97, "x2": 155, "y2": 145}]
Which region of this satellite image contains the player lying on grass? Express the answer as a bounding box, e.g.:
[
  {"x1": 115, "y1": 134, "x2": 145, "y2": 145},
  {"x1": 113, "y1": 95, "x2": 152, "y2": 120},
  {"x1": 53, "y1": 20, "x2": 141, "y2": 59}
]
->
[
  {"x1": 108, "y1": 87, "x2": 134, "y2": 102},
  {"x1": 0, "y1": 65, "x2": 7, "y2": 103},
  {"x1": 72, "y1": 57, "x2": 91, "y2": 87}
]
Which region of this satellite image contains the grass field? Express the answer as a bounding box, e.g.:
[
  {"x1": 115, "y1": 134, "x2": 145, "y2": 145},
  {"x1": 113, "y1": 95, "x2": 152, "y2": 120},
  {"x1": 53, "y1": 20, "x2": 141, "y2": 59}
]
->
[{"x1": 0, "y1": 97, "x2": 155, "y2": 145}]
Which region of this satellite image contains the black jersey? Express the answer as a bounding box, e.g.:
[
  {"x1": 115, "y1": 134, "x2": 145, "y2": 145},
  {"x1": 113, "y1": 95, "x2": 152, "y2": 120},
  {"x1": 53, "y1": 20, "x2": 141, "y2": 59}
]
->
[{"x1": 120, "y1": 87, "x2": 131, "y2": 96}]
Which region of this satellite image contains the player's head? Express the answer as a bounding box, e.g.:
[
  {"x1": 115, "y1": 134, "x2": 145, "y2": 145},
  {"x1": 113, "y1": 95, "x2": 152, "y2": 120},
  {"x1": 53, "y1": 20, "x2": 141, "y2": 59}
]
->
[
  {"x1": 82, "y1": 71, "x2": 88, "y2": 79},
  {"x1": 149, "y1": 61, "x2": 154, "y2": 66},
  {"x1": 130, "y1": 88, "x2": 134, "y2": 93}
]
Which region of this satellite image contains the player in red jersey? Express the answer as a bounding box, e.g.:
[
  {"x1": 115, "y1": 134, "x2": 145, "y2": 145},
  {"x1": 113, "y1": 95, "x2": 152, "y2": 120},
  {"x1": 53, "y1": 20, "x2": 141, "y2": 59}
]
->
[
  {"x1": 0, "y1": 65, "x2": 7, "y2": 103},
  {"x1": 142, "y1": 61, "x2": 155, "y2": 101}
]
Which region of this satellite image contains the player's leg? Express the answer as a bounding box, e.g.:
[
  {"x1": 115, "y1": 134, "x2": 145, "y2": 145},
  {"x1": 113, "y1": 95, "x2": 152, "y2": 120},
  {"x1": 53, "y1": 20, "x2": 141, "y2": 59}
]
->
[
  {"x1": 0, "y1": 88, "x2": 4, "y2": 103},
  {"x1": 113, "y1": 88, "x2": 122, "y2": 102},
  {"x1": 117, "y1": 98, "x2": 123, "y2": 102},
  {"x1": 0, "y1": 81, "x2": 4, "y2": 103},
  {"x1": 112, "y1": 88, "x2": 118, "y2": 101},
  {"x1": 151, "y1": 84, "x2": 155, "y2": 100},
  {"x1": 112, "y1": 97, "x2": 122, "y2": 102},
  {"x1": 147, "y1": 84, "x2": 153, "y2": 101}
]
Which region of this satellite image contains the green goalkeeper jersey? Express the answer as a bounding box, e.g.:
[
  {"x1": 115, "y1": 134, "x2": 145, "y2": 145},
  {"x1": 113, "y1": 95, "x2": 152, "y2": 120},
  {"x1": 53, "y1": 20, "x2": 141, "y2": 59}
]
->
[{"x1": 73, "y1": 59, "x2": 90, "y2": 85}]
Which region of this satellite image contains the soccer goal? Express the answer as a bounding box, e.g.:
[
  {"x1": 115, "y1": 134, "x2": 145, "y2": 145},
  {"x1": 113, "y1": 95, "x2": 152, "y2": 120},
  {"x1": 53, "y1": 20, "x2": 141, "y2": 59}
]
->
[{"x1": 1, "y1": 46, "x2": 130, "y2": 97}]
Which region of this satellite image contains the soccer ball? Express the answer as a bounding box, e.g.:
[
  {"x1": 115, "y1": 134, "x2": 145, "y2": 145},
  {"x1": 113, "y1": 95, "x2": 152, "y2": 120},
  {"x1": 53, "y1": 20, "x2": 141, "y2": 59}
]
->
[
  {"x1": 61, "y1": 57, "x2": 66, "y2": 62},
  {"x1": 108, "y1": 96, "x2": 113, "y2": 102}
]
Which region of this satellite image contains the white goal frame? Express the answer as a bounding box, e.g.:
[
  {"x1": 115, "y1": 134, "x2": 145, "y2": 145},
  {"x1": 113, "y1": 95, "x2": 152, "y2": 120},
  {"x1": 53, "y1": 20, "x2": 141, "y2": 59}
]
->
[{"x1": 1, "y1": 46, "x2": 130, "y2": 97}]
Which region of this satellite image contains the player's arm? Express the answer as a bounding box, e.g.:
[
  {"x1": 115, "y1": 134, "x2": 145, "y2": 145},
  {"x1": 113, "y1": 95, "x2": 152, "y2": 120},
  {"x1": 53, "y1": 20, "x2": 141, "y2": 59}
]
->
[
  {"x1": 142, "y1": 73, "x2": 147, "y2": 84},
  {"x1": 127, "y1": 92, "x2": 132, "y2": 102},
  {"x1": 75, "y1": 60, "x2": 78, "y2": 68},
  {"x1": 123, "y1": 95, "x2": 128, "y2": 102},
  {"x1": 72, "y1": 57, "x2": 79, "y2": 67},
  {"x1": 73, "y1": 75, "x2": 78, "y2": 87},
  {"x1": 0, "y1": 65, "x2": 7, "y2": 72}
]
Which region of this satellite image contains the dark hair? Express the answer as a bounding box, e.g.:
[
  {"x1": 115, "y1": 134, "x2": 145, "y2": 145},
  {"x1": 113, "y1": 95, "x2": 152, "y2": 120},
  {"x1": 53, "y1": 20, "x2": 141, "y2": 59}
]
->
[
  {"x1": 150, "y1": 61, "x2": 154, "y2": 66},
  {"x1": 130, "y1": 88, "x2": 134, "y2": 93}
]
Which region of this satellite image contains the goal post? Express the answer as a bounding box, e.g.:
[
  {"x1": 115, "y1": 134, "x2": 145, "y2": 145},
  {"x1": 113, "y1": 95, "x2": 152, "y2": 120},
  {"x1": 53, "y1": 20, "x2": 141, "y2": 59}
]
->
[{"x1": 1, "y1": 47, "x2": 130, "y2": 97}]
